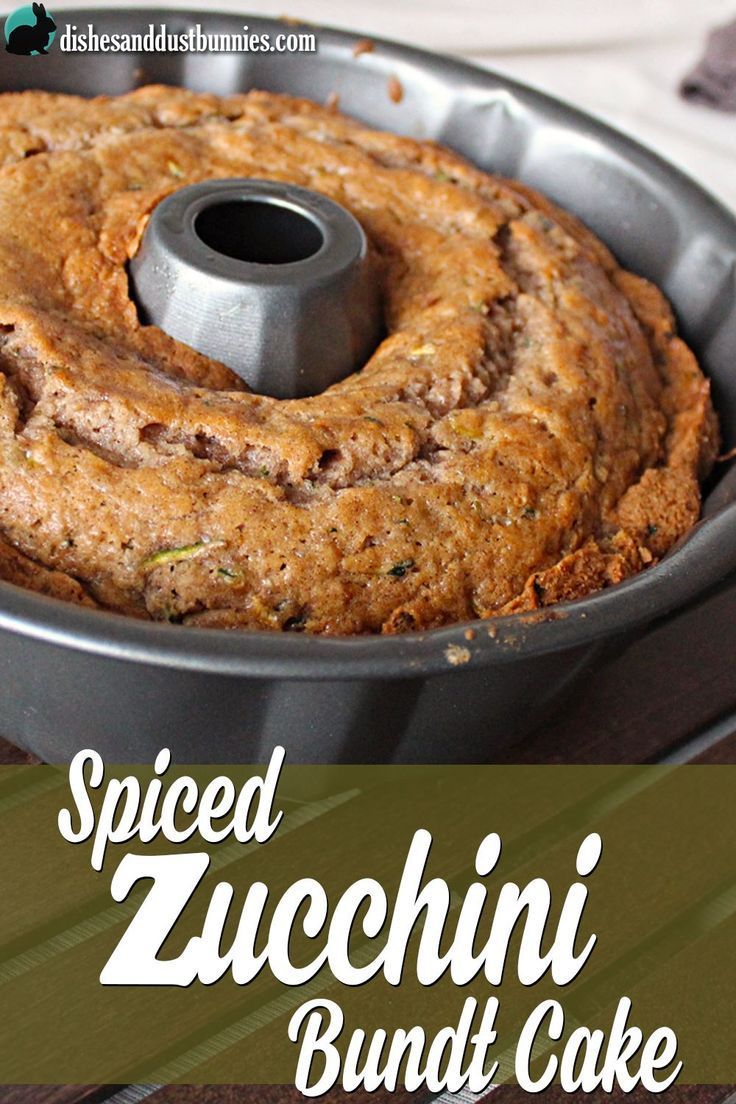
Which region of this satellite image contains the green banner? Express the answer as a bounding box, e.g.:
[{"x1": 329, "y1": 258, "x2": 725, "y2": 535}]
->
[{"x1": 0, "y1": 759, "x2": 734, "y2": 1090}]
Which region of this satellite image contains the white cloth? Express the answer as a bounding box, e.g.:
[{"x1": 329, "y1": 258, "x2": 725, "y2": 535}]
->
[{"x1": 1, "y1": 0, "x2": 734, "y2": 209}]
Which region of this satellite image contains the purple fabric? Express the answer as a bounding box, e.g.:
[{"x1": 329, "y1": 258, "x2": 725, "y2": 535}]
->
[{"x1": 681, "y1": 17, "x2": 736, "y2": 111}]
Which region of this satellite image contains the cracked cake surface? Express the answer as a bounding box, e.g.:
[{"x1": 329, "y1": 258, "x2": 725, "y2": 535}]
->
[{"x1": 0, "y1": 85, "x2": 719, "y2": 633}]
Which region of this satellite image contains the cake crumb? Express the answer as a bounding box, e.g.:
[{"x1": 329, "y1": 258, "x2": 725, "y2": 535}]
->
[
  {"x1": 352, "y1": 38, "x2": 374, "y2": 58},
  {"x1": 464, "y1": 628, "x2": 476, "y2": 641},
  {"x1": 387, "y1": 76, "x2": 404, "y2": 104},
  {"x1": 445, "y1": 643, "x2": 471, "y2": 666}
]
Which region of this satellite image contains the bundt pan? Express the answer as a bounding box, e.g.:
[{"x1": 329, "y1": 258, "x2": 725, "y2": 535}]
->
[{"x1": 0, "y1": 9, "x2": 735, "y2": 764}]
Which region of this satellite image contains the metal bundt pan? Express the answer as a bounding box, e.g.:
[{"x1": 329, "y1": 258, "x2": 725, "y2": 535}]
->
[{"x1": 0, "y1": 9, "x2": 735, "y2": 763}]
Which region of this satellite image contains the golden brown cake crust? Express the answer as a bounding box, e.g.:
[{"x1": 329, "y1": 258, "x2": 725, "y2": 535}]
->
[{"x1": 0, "y1": 86, "x2": 719, "y2": 633}]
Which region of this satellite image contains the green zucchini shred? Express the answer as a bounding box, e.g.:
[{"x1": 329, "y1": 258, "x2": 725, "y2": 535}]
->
[
  {"x1": 387, "y1": 558, "x2": 415, "y2": 577},
  {"x1": 142, "y1": 542, "x2": 211, "y2": 569}
]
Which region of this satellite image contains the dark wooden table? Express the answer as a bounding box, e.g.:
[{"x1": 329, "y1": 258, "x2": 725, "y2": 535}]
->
[{"x1": 3, "y1": 576, "x2": 735, "y2": 1104}]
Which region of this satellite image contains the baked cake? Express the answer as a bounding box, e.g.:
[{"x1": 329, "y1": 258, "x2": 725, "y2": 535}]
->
[{"x1": 0, "y1": 86, "x2": 719, "y2": 633}]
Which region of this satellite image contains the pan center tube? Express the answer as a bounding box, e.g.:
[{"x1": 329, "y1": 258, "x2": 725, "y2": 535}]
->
[{"x1": 129, "y1": 179, "x2": 383, "y2": 399}]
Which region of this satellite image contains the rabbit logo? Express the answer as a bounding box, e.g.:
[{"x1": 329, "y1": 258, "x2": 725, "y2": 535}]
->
[{"x1": 4, "y1": 3, "x2": 56, "y2": 55}]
